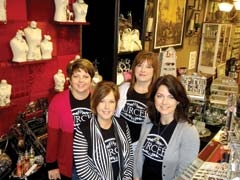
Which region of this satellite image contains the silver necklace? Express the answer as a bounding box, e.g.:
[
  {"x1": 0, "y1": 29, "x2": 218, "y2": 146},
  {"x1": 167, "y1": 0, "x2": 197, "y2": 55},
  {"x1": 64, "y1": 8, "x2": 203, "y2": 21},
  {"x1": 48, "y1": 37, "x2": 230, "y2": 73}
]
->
[{"x1": 154, "y1": 122, "x2": 171, "y2": 142}]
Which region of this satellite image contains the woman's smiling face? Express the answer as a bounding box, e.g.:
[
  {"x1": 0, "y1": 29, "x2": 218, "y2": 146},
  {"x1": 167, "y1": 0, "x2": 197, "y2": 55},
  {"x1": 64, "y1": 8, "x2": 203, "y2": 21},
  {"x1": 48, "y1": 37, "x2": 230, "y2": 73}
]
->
[{"x1": 154, "y1": 85, "x2": 178, "y2": 118}]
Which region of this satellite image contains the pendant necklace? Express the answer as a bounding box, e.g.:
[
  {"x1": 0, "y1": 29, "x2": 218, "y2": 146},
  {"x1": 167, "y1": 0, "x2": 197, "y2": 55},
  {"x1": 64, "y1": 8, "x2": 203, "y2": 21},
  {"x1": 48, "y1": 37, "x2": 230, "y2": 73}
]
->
[{"x1": 154, "y1": 122, "x2": 171, "y2": 142}]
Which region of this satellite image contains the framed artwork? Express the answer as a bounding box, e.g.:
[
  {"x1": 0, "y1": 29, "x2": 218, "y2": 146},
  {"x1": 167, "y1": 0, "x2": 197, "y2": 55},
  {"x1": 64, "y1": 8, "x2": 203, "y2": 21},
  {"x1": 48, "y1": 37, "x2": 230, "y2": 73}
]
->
[{"x1": 153, "y1": 0, "x2": 187, "y2": 49}]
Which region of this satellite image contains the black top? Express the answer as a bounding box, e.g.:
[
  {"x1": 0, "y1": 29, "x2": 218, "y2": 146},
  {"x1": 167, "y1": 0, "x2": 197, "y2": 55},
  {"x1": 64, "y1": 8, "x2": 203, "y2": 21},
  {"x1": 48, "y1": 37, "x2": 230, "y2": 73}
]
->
[{"x1": 142, "y1": 120, "x2": 177, "y2": 180}]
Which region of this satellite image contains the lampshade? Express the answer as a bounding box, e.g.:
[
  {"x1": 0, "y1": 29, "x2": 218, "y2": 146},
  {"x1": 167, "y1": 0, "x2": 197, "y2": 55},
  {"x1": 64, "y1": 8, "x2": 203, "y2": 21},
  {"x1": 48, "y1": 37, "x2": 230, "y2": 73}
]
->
[
  {"x1": 234, "y1": 1, "x2": 240, "y2": 10},
  {"x1": 218, "y1": 2, "x2": 234, "y2": 12}
]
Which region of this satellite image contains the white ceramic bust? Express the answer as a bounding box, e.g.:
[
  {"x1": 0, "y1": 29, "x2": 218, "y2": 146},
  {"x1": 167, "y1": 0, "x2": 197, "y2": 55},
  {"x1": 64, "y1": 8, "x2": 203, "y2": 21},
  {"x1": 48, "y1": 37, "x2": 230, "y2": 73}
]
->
[
  {"x1": 54, "y1": 69, "x2": 66, "y2": 92},
  {"x1": 73, "y1": 0, "x2": 88, "y2": 22},
  {"x1": 74, "y1": 54, "x2": 81, "y2": 60},
  {"x1": 0, "y1": 0, "x2": 6, "y2": 22},
  {"x1": 0, "y1": 79, "x2": 12, "y2": 107},
  {"x1": 10, "y1": 30, "x2": 29, "y2": 62},
  {"x1": 40, "y1": 35, "x2": 53, "y2": 59},
  {"x1": 54, "y1": 0, "x2": 69, "y2": 22},
  {"x1": 24, "y1": 21, "x2": 42, "y2": 60}
]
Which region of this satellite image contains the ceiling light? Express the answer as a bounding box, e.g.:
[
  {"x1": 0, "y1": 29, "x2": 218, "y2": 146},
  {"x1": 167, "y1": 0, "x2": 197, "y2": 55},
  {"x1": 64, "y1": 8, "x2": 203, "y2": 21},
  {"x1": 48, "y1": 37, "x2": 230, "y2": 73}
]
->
[
  {"x1": 219, "y1": 2, "x2": 234, "y2": 12},
  {"x1": 234, "y1": 1, "x2": 240, "y2": 10}
]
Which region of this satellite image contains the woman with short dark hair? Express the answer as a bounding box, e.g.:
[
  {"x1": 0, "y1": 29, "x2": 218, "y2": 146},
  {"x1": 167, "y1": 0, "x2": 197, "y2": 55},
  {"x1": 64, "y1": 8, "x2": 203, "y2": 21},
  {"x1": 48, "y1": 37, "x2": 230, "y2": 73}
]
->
[{"x1": 46, "y1": 58, "x2": 95, "y2": 180}]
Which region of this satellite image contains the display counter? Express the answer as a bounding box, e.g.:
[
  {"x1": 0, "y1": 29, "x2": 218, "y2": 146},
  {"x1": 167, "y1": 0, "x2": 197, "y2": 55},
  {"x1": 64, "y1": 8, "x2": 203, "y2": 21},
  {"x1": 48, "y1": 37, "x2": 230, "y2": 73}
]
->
[
  {"x1": 177, "y1": 115, "x2": 240, "y2": 180},
  {"x1": 199, "y1": 128, "x2": 229, "y2": 163},
  {"x1": 177, "y1": 128, "x2": 231, "y2": 180}
]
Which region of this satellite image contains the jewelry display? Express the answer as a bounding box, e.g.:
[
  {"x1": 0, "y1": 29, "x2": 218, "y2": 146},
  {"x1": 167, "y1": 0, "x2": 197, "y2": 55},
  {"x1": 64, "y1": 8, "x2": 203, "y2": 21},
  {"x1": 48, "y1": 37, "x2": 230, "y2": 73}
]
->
[
  {"x1": 116, "y1": 58, "x2": 131, "y2": 85},
  {"x1": 10, "y1": 30, "x2": 29, "y2": 62},
  {"x1": 10, "y1": 21, "x2": 54, "y2": 62},
  {"x1": 198, "y1": 23, "x2": 232, "y2": 75},
  {"x1": 92, "y1": 71, "x2": 103, "y2": 85},
  {"x1": 118, "y1": 13, "x2": 142, "y2": 53},
  {"x1": 54, "y1": 0, "x2": 68, "y2": 22},
  {"x1": 210, "y1": 76, "x2": 238, "y2": 106},
  {"x1": 181, "y1": 72, "x2": 212, "y2": 138},
  {"x1": 24, "y1": 21, "x2": 42, "y2": 60},
  {"x1": 118, "y1": 28, "x2": 142, "y2": 52},
  {"x1": 72, "y1": 0, "x2": 88, "y2": 22},
  {"x1": 193, "y1": 120, "x2": 211, "y2": 138},
  {"x1": 119, "y1": 13, "x2": 132, "y2": 30},
  {"x1": 92, "y1": 59, "x2": 103, "y2": 87},
  {"x1": 0, "y1": 79, "x2": 12, "y2": 107},
  {"x1": 181, "y1": 73, "x2": 207, "y2": 101},
  {"x1": 179, "y1": 158, "x2": 228, "y2": 180},
  {"x1": 0, "y1": 0, "x2": 6, "y2": 22},
  {"x1": 160, "y1": 47, "x2": 177, "y2": 77},
  {"x1": 204, "y1": 107, "x2": 227, "y2": 126},
  {"x1": 40, "y1": 35, "x2": 53, "y2": 60},
  {"x1": 189, "y1": 99, "x2": 206, "y2": 122},
  {"x1": 54, "y1": 69, "x2": 66, "y2": 92},
  {"x1": 225, "y1": 131, "x2": 240, "y2": 179}
]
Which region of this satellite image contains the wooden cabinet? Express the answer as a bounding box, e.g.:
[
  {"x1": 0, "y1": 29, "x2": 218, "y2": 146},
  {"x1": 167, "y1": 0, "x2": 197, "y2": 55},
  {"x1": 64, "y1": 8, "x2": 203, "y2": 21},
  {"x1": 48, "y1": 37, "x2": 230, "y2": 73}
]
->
[
  {"x1": 82, "y1": 0, "x2": 147, "y2": 82},
  {"x1": 197, "y1": 23, "x2": 232, "y2": 75}
]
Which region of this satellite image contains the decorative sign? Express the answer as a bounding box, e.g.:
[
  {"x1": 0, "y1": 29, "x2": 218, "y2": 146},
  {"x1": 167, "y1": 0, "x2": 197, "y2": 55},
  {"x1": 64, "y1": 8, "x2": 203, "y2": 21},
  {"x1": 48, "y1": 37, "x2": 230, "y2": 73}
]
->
[{"x1": 160, "y1": 47, "x2": 177, "y2": 77}]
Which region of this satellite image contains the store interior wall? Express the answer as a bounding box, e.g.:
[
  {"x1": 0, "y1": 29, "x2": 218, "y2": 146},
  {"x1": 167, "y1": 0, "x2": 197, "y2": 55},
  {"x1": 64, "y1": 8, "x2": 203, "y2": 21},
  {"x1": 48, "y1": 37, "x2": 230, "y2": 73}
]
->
[
  {"x1": 0, "y1": 0, "x2": 206, "y2": 136},
  {"x1": 144, "y1": 0, "x2": 206, "y2": 69},
  {"x1": 0, "y1": 0, "x2": 80, "y2": 136}
]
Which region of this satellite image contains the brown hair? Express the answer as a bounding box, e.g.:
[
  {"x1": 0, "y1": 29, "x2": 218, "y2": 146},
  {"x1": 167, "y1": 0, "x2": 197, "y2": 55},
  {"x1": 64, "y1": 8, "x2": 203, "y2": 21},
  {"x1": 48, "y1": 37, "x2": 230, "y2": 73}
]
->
[
  {"x1": 66, "y1": 58, "x2": 95, "y2": 79},
  {"x1": 147, "y1": 74, "x2": 191, "y2": 125},
  {"x1": 91, "y1": 81, "x2": 119, "y2": 115},
  {"x1": 129, "y1": 50, "x2": 160, "y2": 92}
]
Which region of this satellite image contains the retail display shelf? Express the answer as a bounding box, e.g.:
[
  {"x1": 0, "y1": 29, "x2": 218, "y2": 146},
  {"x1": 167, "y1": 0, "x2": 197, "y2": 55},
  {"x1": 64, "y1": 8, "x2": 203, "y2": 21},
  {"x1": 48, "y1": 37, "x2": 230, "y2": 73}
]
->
[
  {"x1": 0, "y1": 21, "x2": 7, "y2": 24},
  {"x1": 53, "y1": 21, "x2": 90, "y2": 25},
  {"x1": 198, "y1": 129, "x2": 229, "y2": 162},
  {"x1": 10, "y1": 59, "x2": 51, "y2": 65},
  {"x1": 0, "y1": 103, "x2": 14, "y2": 111}
]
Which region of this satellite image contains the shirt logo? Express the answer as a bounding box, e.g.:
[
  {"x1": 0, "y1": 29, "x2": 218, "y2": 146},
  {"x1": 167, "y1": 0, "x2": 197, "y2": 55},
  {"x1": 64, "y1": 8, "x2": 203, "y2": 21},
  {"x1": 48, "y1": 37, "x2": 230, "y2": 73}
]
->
[
  {"x1": 142, "y1": 134, "x2": 168, "y2": 162},
  {"x1": 121, "y1": 100, "x2": 147, "y2": 124},
  {"x1": 72, "y1": 107, "x2": 92, "y2": 128},
  {"x1": 105, "y1": 138, "x2": 119, "y2": 163}
]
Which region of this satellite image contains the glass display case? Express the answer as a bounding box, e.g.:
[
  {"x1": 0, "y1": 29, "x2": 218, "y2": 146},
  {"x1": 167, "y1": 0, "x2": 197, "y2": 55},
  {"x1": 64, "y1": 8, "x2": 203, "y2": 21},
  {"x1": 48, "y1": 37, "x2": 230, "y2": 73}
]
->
[
  {"x1": 198, "y1": 23, "x2": 232, "y2": 75},
  {"x1": 230, "y1": 24, "x2": 240, "y2": 59},
  {"x1": 177, "y1": 117, "x2": 240, "y2": 180},
  {"x1": 181, "y1": 73, "x2": 207, "y2": 101},
  {"x1": 210, "y1": 76, "x2": 238, "y2": 106}
]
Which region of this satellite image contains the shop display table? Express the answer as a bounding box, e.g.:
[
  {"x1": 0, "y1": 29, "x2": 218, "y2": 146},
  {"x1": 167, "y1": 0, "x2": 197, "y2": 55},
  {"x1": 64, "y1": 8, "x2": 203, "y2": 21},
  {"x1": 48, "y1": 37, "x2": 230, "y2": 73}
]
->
[
  {"x1": 199, "y1": 129, "x2": 229, "y2": 162},
  {"x1": 177, "y1": 128, "x2": 231, "y2": 180}
]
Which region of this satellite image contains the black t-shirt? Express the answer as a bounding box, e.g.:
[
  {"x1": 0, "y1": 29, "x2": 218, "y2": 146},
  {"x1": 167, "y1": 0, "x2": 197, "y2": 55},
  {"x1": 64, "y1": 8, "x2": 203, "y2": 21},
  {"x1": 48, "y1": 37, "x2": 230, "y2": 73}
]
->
[
  {"x1": 80, "y1": 117, "x2": 127, "y2": 180},
  {"x1": 120, "y1": 88, "x2": 147, "y2": 143},
  {"x1": 69, "y1": 91, "x2": 92, "y2": 129},
  {"x1": 142, "y1": 120, "x2": 177, "y2": 180},
  {"x1": 100, "y1": 124, "x2": 119, "y2": 180}
]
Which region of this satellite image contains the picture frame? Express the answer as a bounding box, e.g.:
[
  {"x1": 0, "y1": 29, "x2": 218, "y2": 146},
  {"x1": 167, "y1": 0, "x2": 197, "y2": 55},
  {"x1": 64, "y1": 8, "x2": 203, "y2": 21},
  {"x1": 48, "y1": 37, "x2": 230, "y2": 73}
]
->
[{"x1": 153, "y1": 0, "x2": 187, "y2": 49}]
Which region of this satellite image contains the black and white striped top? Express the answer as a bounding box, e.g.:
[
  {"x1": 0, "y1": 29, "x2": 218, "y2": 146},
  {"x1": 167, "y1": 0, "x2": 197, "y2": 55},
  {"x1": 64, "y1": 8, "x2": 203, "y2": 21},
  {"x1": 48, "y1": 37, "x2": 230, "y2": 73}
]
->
[{"x1": 73, "y1": 115, "x2": 134, "y2": 180}]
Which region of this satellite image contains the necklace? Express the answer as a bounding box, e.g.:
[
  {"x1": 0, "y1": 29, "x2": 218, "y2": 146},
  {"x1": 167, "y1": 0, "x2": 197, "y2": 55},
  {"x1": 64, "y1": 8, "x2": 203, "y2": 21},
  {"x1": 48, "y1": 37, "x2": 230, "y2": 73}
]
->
[{"x1": 154, "y1": 122, "x2": 171, "y2": 142}]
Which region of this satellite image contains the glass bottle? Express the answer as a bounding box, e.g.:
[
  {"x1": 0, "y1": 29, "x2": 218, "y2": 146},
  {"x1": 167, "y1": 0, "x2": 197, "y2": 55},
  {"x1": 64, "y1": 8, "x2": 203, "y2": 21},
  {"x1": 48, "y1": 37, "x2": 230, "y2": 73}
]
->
[
  {"x1": 29, "y1": 146, "x2": 35, "y2": 166},
  {"x1": 23, "y1": 150, "x2": 30, "y2": 174},
  {"x1": 16, "y1": 154, "x2": 23, "y2": 177}
]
